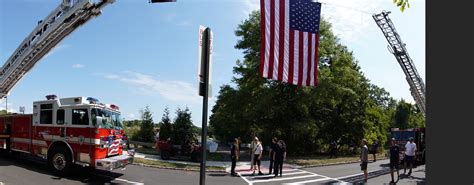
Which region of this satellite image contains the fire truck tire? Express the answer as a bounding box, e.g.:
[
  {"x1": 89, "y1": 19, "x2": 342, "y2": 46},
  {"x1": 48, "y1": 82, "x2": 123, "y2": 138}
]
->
[
  {"x1": 161, "y1": 150, "x2": 170, "y2": 160},
  {"x1": 48, "y1": 147, "x2": 73, "y2": 176}
]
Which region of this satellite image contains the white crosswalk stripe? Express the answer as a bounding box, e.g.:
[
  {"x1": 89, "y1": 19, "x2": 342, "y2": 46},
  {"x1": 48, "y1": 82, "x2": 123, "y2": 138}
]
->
[{"x1": 238, "y1": 168, "x2": 348, "y2": 185}]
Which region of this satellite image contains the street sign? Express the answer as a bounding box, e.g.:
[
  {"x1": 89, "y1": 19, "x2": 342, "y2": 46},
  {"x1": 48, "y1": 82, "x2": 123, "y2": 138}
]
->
[{"x1": 198, "y1": 25, "x2": 213, "y2": 97}]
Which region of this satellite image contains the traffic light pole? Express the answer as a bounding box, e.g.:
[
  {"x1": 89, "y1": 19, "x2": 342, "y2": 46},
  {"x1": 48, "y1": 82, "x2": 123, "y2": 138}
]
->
[{"x1": 199, "y1": 27, "x2": 211, "y2": 185}]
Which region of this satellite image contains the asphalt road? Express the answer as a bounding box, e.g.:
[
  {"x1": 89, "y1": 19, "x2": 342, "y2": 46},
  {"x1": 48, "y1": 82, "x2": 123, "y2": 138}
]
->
[{"x1": 0, "y1": 154, "x2": 425, "y2": 185}]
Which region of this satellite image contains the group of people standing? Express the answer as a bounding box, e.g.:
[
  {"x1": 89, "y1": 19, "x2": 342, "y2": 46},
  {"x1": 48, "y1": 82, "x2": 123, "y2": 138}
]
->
[
  {"x1": 230, "y1": 136, "x2": 287, "y2": 177},
  {"x1": 360, "y1": 137, "x2": 417, "y2": 183}
]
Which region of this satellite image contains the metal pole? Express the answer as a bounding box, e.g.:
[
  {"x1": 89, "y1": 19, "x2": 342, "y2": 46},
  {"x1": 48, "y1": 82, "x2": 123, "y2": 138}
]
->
[
  {"x1": 5, "y1": 96, "x2": 7, "y2": 114},
  {"x1": 199, "y1": 27, "x2": 211, "y2": 185}
]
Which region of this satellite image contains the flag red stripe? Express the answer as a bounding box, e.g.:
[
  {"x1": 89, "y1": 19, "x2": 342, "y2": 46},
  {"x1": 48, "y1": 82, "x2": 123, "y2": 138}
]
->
[
  {"x1": 277, "y1": 0, "x2": 285, "y2": 81},
  {"x1": 314, "y1": 33, "x2": 319, "y2": 86},
  {"x1": 288, "y1": 29, "x2": 295, "y2": 84},
  {"x1": 297, "y1": 31, "x2": 304, "y2": 86},
  {"x1": 259, "y1": 0, "x2": 266, "y2": 77},
  {"x1": 268, "y1": 0, "x2": 275, "y2": 79},
  {"x1": 306, "y1": 33, "x2": 312, "y2": 86}
]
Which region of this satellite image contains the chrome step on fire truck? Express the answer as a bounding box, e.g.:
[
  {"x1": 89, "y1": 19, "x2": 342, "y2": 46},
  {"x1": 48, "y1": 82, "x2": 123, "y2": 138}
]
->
[{"x1": 0, "y1": 95, "x2": 134, "y2": 174}]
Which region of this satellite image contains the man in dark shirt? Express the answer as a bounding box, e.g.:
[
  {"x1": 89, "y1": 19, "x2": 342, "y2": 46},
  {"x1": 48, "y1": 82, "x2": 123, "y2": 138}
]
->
[
  {"x1": 389, "y1": 138, "x2": 400, "y2": 183},
  {"x1": 230, "y1": 138, "x2": 240, "y2": 176},
  {"x1": 268, "y1": 137, "x2": 278, "y2": 174},
  {"x1": 274, "y1": 140, "x2": 287, "y2": 177}
]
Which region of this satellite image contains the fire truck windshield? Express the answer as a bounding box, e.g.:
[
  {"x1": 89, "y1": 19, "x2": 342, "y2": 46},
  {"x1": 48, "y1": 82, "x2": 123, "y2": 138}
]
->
[{"x1": 92, "y1": 108, "x2": 123, "y2": 129}]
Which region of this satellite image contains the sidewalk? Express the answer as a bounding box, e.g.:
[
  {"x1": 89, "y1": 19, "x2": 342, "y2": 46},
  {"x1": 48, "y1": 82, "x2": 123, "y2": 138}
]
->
[{"x1": 134, "y1": 152, "x2": 300, "y2": 173}]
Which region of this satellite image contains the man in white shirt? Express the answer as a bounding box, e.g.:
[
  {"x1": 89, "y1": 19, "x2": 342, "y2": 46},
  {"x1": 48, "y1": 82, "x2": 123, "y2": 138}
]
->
[{"x1": 404, "y1": 137, "x2": 417, "y2": 176}]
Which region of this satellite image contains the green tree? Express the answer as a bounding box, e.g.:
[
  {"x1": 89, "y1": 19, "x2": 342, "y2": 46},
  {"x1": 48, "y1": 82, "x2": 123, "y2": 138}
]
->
[
  {"x1": 210, "y1": 11, "x2": 394, "y2": 155},
  {"x1": 173, "y1": 107, "x2": 196, "y2": 145},
  {"x1": 393, "y1": 0, "x2": 411, "y2": 12},
  {"x1": 393, "y1": 99, "x2": 425, "y2": 129},
  {"x1": 158, "y1": 106, "x2": 173, "y2": 140},
  {"x1": 137, "y1": 105, "x2": 155, "y2": 142}
]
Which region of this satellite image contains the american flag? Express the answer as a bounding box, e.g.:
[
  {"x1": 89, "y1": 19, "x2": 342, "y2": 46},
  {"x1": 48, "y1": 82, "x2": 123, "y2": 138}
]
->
[{"x1": 260, "y1": 0, "x2": 321, "y2": 86}]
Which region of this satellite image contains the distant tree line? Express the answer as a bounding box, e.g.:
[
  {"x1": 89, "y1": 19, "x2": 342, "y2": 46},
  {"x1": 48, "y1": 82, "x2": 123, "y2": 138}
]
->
[{"x1": 123, "y1": 106, "x2": 200, "y2": 145}]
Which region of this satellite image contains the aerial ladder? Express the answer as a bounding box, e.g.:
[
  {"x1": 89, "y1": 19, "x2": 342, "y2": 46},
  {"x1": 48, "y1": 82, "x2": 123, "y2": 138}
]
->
[
  {"x1": 0, "y1": 0, "x2": 115, "y2": 98},
  {"x1": 373, "y1": 11, "x2": 426, "y2": 116}
]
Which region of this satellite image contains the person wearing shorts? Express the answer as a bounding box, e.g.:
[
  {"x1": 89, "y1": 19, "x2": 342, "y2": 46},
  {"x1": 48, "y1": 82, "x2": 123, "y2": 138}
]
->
[
  {"x1": 404, "y1": 137, "x2": 417, "y2": 176},
  {"x1": 389, "y1": 138, "x2": 400, "y2": 183},
  {"x1": 252, "y1": 137, "x2": 263, "y2": 175},
  {"x1": 360, "y1": 139, "x2": 369, "y2": 182}
]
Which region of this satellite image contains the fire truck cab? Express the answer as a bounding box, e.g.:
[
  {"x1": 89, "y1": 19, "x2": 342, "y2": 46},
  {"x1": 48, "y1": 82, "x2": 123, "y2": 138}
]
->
[{"x1": 0, "y1": 95, "x2": 134, "y2": 175}]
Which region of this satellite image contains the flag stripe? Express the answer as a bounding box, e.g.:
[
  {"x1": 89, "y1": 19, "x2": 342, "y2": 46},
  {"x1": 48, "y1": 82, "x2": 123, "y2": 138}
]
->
[
  {"x1": 268, "y1": 0, "x2": 275, "y2": 79},
  {"x1": 277, "y1": 0, "x2": 285, "y2": 81},
  {"x1": 297, "y1": 31, "x2": 303, "y2": 86},
  {"x1": 314, "y1": 33, "x2": 319, "y2": 86},
  {"x1": 310, "y1": 34, "x2": 315, "y2": 86},
  {"x1": 263, "y1": 0, "x2": 271, "y2": 78},
  {"x1": 283, "y1": 0, "x2": 290, "y2": 82},
  {"x1": 272, "y1": 0, "x2": 280, "y2": 80},
  {"x1": 288, "y1": 29, "x2": 295, "y2": 84},
  {"x1": 293, "y1": 30, "x2": 299, "y2": 85},
  {"x1": 306, "y1": 33, "x2": 312, "y2": 86},
  {"x1": 259, "y1": 0, "x2": 266, "y2": 77}
]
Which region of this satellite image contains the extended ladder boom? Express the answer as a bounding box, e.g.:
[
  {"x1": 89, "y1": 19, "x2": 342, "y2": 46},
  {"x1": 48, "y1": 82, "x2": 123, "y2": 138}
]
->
[
  {"x1": 373, "y1": 11, "x2": 426, "y2": 115},
  {"x1": 0, "y1": 0, "x2": 114, "y2": 98}
]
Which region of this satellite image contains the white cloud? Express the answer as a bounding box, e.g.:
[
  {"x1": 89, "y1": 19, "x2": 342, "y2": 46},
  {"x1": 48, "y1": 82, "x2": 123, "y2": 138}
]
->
[
  {"x1": 318, "y1": 0, "x2": 385, "y2": 44},
  {"x1": 177, "y1": 21, "x2": 192, "y2": 27},
  {"x1": 72, "y1": 64, "x2": 85, "y2": 68},
  {"x1": 241, "y1": 0, "x2": 260, "y2": 16},
  {"x1": 102, "y1": 71, "x2": 200, "y2": 104}
]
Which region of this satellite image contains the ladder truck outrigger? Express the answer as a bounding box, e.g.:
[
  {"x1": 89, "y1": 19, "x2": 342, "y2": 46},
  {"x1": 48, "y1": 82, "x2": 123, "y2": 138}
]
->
[{"x1": 0, "y1": 0, "x2": 136, "y2": 175}]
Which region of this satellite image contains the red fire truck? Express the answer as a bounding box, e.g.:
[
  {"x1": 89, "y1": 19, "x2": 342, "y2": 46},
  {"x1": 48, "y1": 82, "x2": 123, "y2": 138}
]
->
[{"x1": 0, "y1": 95, "x2": 134, "y2": 174}]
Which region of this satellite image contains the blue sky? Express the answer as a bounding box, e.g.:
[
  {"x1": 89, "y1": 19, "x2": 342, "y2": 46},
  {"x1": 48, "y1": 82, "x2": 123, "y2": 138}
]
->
[{"x1": 0, "y1": 0, "x2": 424, "y2": 127}]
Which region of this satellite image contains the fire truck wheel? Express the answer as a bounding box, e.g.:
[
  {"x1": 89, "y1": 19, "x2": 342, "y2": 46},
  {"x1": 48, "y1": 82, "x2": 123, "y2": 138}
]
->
[
  {"x1": 161, "y1": 150, "x2": 170, "y2": 160},
  {"x1": 48, "y1": 147, "x2": 72, "y2": 175}
]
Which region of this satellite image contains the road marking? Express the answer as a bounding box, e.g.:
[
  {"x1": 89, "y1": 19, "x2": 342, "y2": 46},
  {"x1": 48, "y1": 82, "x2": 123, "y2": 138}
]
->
[
  {"x1": 249, "y1": 174, "x2": 320, "y2": 183},
  {"x1": 283, "y1": 177, "x2": 332, "y2": 185},
  {"x1": 94, "y1": 174, "x2": 144, "y2": 185},
  {"x1": 237, "y1": 172, "x2": 253, "y2": 185},
  {"x1": 246, "y1": 171, "x2": 309, "y2": 179},
  {"x1": 295, "y1": 169, "x2": 348, "y2": 184}
]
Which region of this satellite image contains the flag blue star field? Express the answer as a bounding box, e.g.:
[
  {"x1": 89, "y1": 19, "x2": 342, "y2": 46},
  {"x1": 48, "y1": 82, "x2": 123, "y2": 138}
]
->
[{"x1": 260, "y1": 0, "x2": 321, "y2": 86}]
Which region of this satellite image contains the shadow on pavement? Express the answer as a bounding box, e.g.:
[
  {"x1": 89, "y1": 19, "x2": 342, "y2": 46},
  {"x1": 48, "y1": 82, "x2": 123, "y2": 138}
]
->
[{"x1": 0, "y1": 151, "x2": 126, "y2": 185}]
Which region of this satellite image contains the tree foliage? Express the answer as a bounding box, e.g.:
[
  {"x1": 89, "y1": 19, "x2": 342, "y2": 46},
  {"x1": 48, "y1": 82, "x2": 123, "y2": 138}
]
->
[
  {"x1": 393, "y1": 0, "x2": 411, "y2": 12},
  {"x1": 137, "y1": 105, "x2": 155, "y2": 142},
  {"x1": 209, "y1": 11, "x2": 424, "y2": 155},
  {"x1": 158, "y1": 106, "x2": 173, "y2": 140},
  {"x1": 172, "y1": 107, "x2": 197, "y2": 145}
]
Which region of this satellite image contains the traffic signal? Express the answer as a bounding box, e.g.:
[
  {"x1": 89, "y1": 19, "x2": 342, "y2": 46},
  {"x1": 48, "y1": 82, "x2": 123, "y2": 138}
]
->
[{"x1": 150, "y1": 0, "x2": 176, "y2": 3}]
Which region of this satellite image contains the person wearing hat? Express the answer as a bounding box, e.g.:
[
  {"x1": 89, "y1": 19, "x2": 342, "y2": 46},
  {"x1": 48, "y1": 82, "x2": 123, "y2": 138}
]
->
[
  {"x1": 404, "y1": 137, "x2": 417, "y2": 176},
  {"x1": 389, "y1": 138, "x2": 400, "y2": 183}
]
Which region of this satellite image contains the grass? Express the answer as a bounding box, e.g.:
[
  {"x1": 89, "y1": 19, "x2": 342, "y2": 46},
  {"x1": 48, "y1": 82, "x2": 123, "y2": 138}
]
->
[
  {"x1": 133, "y1": 158, "x2": 226, "y2": 171},
  {"x1": 286, "y1": 153, "x2": 387, "y2": 167}
]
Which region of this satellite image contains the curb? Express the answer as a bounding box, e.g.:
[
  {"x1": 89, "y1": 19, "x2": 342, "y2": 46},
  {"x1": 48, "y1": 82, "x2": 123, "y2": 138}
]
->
[{"x1": 131, "y1": 162, "x2": 227, "y2": 173}]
